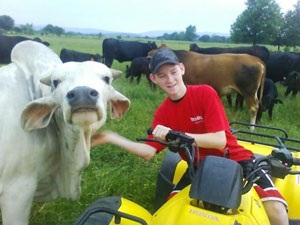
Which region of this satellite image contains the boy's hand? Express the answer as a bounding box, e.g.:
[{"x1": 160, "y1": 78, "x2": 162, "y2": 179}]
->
[
  {"x1": 152, "y1": 125, "x2": 171, "y2": 141},
  {"x1": 91, "y1": 131, "x2": 113, "y2": 147}
]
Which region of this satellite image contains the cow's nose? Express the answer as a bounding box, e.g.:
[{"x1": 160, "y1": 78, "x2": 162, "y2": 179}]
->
[{"x1": 66, "y1": 86, "x2": 99, "y2": 107}]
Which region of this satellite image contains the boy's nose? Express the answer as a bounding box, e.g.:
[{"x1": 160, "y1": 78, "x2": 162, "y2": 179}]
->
[{"x1": 166, "y1": 74, "x2": 173, "y2": 82}]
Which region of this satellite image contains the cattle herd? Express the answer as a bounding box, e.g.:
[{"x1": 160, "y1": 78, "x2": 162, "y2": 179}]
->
[{"x1": 0, "y1": 34, "x2": 300, "y2": 225}]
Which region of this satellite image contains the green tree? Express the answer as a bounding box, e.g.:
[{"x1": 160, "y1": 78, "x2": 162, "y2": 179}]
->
[
  {"x1": 230, "y1": 0, "x2": 282, "y2": 46},
  {"x1": 0, "y1": 15, "x2": 14, "y2": 30},
  {"x1": 42, "y1": 24, "x2": 64, "y2": 36},
  {"x1": 12, "y1": 26, "x2": 21, "y2": 33},
  {"x1": 283, "y1": 1, "x2": 300, "y2": 50},
  {"x1": 210, "y1": 35, "x2": 228, "y2": 43},
  {"x1": 199, "y1": 35, "x2": 211, "y2": 42},
  {"x1": 53, "y1": 26, "x2": 64, "y2": 36},
  {"x1": 42, "y1": 24, "x2": 55, "y2": 34},
  {"x1": 184, "y1": 25, "x2": 197, "y2": 41},
  {"x1": 271, "y1": 15, "x2": 285, "y2": 51},
  {"x1": 20, "y1": 23, "x2": 34, "y2": 35},
  {"x1": 158, "y1": 26, "x2": 197, "y2": 41}
]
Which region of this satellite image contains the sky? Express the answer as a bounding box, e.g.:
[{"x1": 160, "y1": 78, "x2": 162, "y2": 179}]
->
[{"x1": 1, "y1": 0, "x2": 298, "y2": 34}]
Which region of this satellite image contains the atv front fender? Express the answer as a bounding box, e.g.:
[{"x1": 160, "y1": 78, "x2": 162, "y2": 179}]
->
[{"x1": 74, "y1": 196, "x2": 152, "y2": 225}]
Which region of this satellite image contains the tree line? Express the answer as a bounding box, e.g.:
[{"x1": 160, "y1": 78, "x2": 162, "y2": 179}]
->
[
  {"x1": 0, "y1": 16, "x2": 63, "y2": 36},
  {"x1": 158, "y1": 0, "x2": 300, "y2": 50},
  {"x1": 0, "y1": 16, "x2": 102, "y2": 37},
  {"x1": 0, "y1": 0, "x2": 300, "y2": 49}
]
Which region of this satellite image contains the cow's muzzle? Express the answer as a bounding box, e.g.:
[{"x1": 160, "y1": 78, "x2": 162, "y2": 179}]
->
[{"x1": 67, "y1": 86, "x2": 99, "y2": 110}]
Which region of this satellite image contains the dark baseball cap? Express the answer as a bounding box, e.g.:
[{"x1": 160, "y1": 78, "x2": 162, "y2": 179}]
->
[{"x1": 150, "y1": 48, "x2": 179, "y2": 74}]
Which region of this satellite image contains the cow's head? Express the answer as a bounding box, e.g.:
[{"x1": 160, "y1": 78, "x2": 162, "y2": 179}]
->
[
  {"x1": 284, "y1": 71, "x2": 300, "y2": 89},
  {"x1": 94, "y1": 54, "x2": 102, "y2": 63},
  {"x1": 189, "y1": 43, "x2": 199, "y2": 52},
  {"x1": 148, "y1": 44, "x2": 168, "y2": 57},
  {"x1": 21, "y1": 61, "x2": 130, "y2": 132},
  {"x1": 147, "y1": 41, "x2": 157, "y2": 51},
  {"x1": 261, "y1": 96, "x2": 273, "y2": 112},
  {"x1": 125, "y1": 65, "x2": 131, "y2": 78}
]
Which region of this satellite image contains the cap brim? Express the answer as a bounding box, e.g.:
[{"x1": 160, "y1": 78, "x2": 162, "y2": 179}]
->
[{"x1": 152, "y1": 60, "x2": 179, "y2": 74}]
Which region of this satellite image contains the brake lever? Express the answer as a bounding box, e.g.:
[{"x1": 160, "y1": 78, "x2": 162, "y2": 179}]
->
[
  {"x1": 136, "y1": 137, "x2": 169, "y2": 146},
  {"x1": 136, "y1": 137, "x2": 188, "y2": 153},
  {"x1": 136, "y1": 137, "x2": 180, "y2": 147}
]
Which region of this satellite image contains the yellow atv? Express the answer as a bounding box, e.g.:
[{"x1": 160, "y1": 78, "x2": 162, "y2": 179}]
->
[{"x1": 74, "y1": 122, "x2": 300, "y2": 225}]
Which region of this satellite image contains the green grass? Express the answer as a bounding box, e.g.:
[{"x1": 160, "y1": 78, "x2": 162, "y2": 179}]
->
[{"x1": 1, "y1": 35, "x2": 300, "y2": 225}]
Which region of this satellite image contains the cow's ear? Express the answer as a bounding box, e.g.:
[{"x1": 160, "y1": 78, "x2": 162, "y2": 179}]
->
[
  {"x1": 108, "y1": 88, "x2": 130, "y2": 120},
  {"x1": 21, "y1": 96, "x2": 58, "y2": 131},
  {"x1": 40, "y1": 75, "x2": 52, "y2": 86},
  {"x1": 110, "y1": 69, "x2": 122, "y2": 79}
]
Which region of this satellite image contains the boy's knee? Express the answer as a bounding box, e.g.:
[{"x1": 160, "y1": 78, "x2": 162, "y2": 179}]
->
[{"x1": 263, "y1": 201, "x2": 288, "y2": 225}]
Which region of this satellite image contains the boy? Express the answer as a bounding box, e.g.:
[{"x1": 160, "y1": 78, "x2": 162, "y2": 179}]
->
[{"x1": 92, "y1": 48, "x2": 288, "y2": 225}]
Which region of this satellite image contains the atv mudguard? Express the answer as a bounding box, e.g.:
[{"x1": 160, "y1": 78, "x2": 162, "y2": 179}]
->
[
  {"x1": 152, "y1": 185, "x2": 270, "y2": 225},
  {"x1": 73, "y1": 196, "x2": 152, "y2": 225},
  {"x1": 153, "y1": 150, "x2": 187, "y2": 210}
]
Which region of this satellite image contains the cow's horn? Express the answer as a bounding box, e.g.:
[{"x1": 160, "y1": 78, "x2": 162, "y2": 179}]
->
[
  {"x1": 110, "y1": 69, "x2": 122, "y2": 79},
  {"x1": 40, "y1": 75, "x2": 52, "y2": 86}
]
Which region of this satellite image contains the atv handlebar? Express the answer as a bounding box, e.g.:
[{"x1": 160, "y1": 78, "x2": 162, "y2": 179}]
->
[
  {"x1": 293, "y1": 158, "x2": 300, "y2": 166},
  {"x1": 137, "y1": 128, "x2": 196, "y2": 179},
  {"x1": 138, "y1": 128, "x2": 195, "y2": 153},
  {"x1": 242, "y1": 149, "x2": 300, "y2": 194},
  {"x1": 146, "y1": 128, "x2": 195, "y2": 147}
]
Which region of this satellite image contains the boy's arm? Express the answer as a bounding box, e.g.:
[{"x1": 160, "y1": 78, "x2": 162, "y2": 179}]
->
[{"x1": 91, "y1": 131, "x2": 157, "y2": 161}]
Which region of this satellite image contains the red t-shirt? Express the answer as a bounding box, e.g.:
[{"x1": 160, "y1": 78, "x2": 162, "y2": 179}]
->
[{"x1": 145, "y1": 85, "x2": 253, "y2": 164}]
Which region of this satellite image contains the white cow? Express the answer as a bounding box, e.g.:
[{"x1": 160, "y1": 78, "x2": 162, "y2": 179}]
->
[{"x1": 0, "y1": 41, "x2": 130, "y2": 225}]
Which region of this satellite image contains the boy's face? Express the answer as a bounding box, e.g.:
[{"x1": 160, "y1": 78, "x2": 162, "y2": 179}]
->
[{"x1": 150, "y1": 63, "x2": 186, "y2": 100}]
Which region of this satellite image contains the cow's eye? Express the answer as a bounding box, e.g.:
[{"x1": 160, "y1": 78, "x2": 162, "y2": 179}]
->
[
  {"x1": 53, "y1": 79, "x2": 61, "y2": 88},
  {"x1": 103, "y1": 76, "x2": 110, "y2": 84}
]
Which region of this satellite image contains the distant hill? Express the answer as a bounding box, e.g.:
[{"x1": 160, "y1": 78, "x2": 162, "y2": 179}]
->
[{"x1": 32, "y1": 24, "x2": 229, "y2": 38}]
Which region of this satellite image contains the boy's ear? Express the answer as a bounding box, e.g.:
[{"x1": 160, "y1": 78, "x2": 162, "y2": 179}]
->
[
  {"x1": 150, "y1": 73, "x2": 157, "y2": 84},
  {"x1": 179, "y1": 63, "x2": 185, "y2": 75}
]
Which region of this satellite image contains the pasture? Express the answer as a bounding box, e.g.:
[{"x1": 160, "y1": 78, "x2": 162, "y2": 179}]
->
[{"x1": 1, "y1": 35, "x2": 300, "y2": 225}]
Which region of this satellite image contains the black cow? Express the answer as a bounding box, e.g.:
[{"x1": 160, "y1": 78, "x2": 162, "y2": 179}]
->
[
  {"x1": 283, "y1": 71, "x2": 300, "y2": 97},
  {"x1": 189, "y1": 43, "x2": 270, "y2": 64},
  {"x1": 60, "y1": 48, "x2": 102, "y2": 63},
  {"x1": 125, "y1": 57, "x2": 155, "y2": 90},
  {"x1": 266, "y1": 52, "x2": 300, "y2": 82},
  {"x1": 102, "y1": 38, "x2": 157, "y2": 68},
  {"x1": 256, "y1": 78, "x2": 282, "y2": 122},
  {"x1": 230, "y1": 78, "x2": 282, "y2": 121},
  {"x1": 0, "y1": 34, "x2": 50, "y2": 64},
  {"x1": 32, "y1": 37, "x2": 50, "y2": 46}
]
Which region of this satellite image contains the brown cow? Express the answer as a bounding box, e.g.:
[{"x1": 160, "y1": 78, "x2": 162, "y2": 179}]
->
[{"x1": 149, "y1": 48, "x2": 265, "y2": 126}]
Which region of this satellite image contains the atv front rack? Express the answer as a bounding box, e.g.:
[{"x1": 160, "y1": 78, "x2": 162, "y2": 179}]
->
[{"x1": 230, "y1": 121, "x2": 300, "y2": 152}]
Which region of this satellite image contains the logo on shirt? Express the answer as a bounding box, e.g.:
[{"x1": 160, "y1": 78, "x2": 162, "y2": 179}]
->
[{"x1": 190, "y1": 115, "x2": 203, "y2": 123}]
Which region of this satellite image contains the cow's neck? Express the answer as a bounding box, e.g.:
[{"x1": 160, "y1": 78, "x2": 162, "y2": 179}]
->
[{"x1": 55, "y1": 111, "x2": 92, "y2": 200}]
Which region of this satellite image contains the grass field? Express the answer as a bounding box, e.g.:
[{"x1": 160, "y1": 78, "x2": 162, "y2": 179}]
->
[{"x1": 1, "y1": 35, "x2": 300, "y2": 225}]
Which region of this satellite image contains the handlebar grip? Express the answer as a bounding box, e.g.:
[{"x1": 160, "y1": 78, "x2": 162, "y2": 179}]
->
[
  {"x1": 293, "y1": 158, "x2": 300, "y2": 166},
  {"x1": 147, "y1": 128, "x2": 153, "y2": 135}
]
